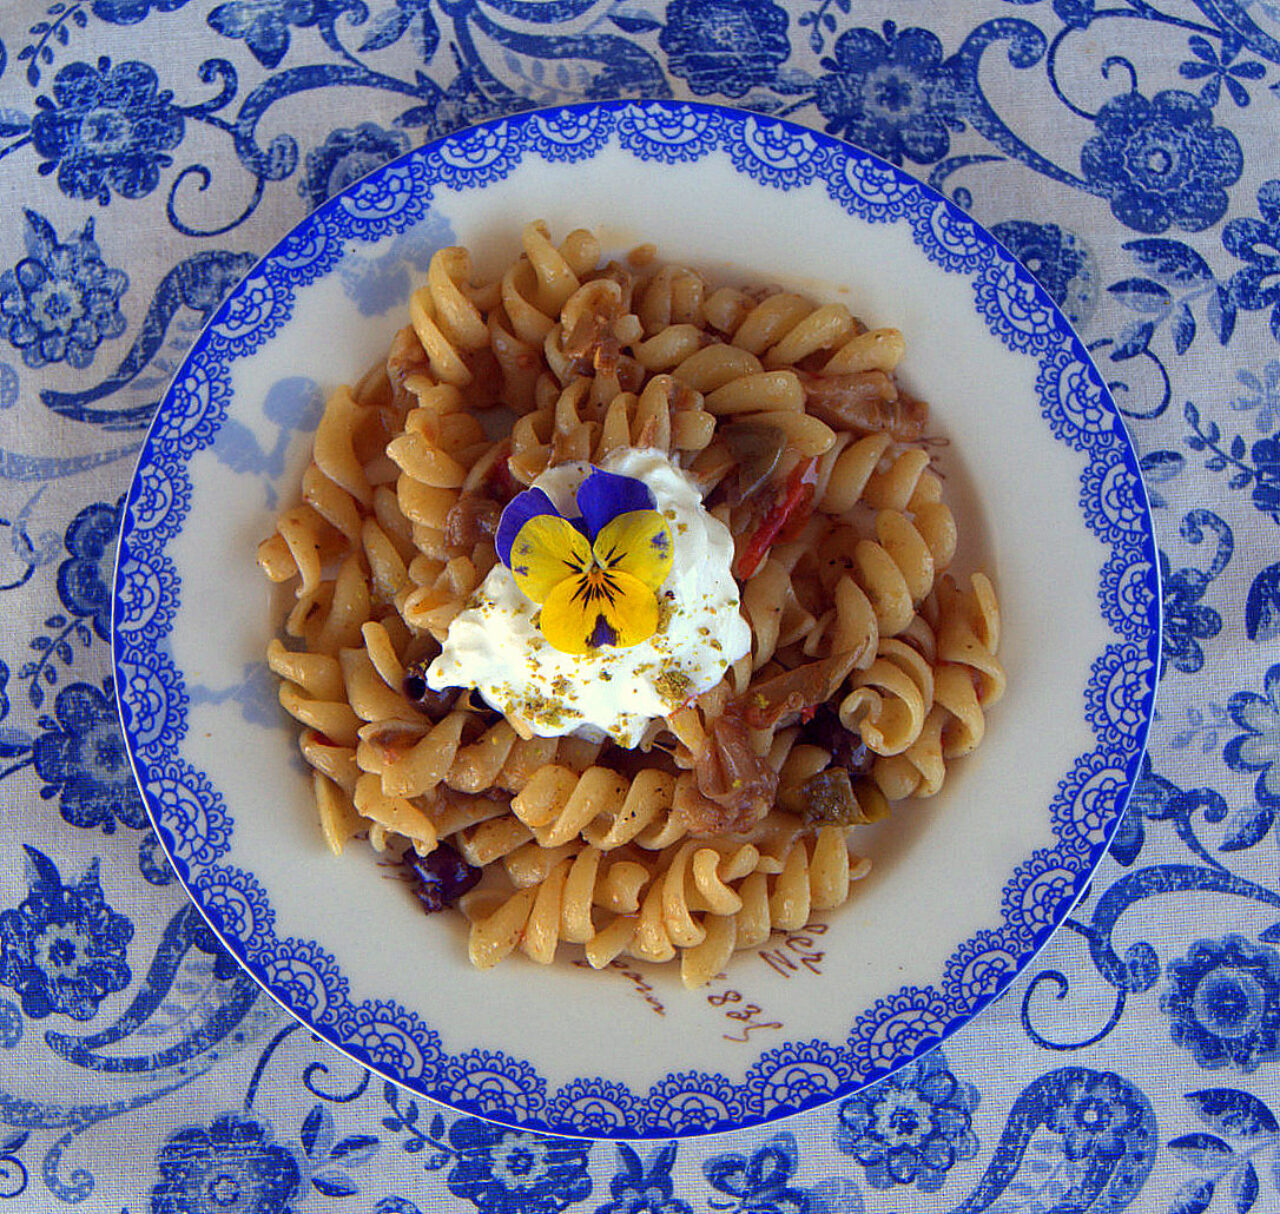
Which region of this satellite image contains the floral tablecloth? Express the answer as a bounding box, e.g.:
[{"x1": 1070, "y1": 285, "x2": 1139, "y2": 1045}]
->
[{"x1": 2, "y1": 1, "x2": 1279, "y2": 1211}]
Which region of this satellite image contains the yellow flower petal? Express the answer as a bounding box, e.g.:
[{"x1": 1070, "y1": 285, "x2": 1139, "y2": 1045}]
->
[
  {"x1": 509, "y1": 515, "x2": 592, "y2": 604},
  {"x1": 540, "y1": 568, "x2": 660, "y2": 655},
  {"x1": 591, "y1": 510, "x2": 674, "y2": 592}
]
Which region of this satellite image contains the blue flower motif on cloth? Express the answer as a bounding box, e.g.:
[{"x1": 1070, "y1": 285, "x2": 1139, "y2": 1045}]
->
[
  {"x1": 0, "y1": 210, "x2": 127, "y2": 369},
  {"x1": 1235, "y1": 361, "x2": 1280, "y2": 434},
  {"x1": 445, "y1": 1118, "x2": 591, "y2": 1214},
  {"x1": 599, "y1": 1143, "x2": 691, "y2": 1214},
  {"x1": 90, "y1": 0, "x2": 192, "y2": 24},
  {"x1": 0, "y1": 846, "x2": 132, "y2": 1021},
  {"x1": 835, "y1": 1048, "x2": 978, "y2": 1192},
  {"x1": 1178, "y1": 35, "x2": 1265, "y2": 108},
  {"x1": 57, "y1": 498, "x2": 120, "y2": 640},
  {"x1": 32, "y1": 678, "x2": 146, "y2": 834},
  {"x1": 989, "y1": 219, "x2": 1096, "y2": 326},
  {"x1": 1042, "y1": 1070, "x2": 1148, "y2": 1163},
  {"x1": 208, "y1": 0, "x2": 364, "y2": 69},
  {"x1": 1224, "y1": 180, "x2": 1280, "y2": 343},
  {"x1": 814, "y1": 22, "x2": 957, "y2": 167},
  {"x1": 1248, "y1": 434, "x2": 1280, "y2": 523},
  {"x1": 31, "y1": 58, "x2": 185, "y2": 205},
  {"x1": 1225, "y1": 663, "x2": 1280, "y2": 807},
  {"x1": 658, "y1": 0, "x2": 791, "y2": 98},
  {"x1": 1079, "y1": 89, "x2": 1242, "y2": 234},
  {"x1": 1161, "y1": 936, "x2": 1280, "y2": 1072},
  {"x1": 298, "y1": 123, "x2": 409, "y2": 211},
  {"x1": 703, "y1": 1131, "x2": 810, "y2": 1213},
  {"x1": 150, "y1": 1112, "x2": 301, "y2": 1214},
  {"x1": 1161, "y1": 550, "x2": 1222, "y2": 677}
]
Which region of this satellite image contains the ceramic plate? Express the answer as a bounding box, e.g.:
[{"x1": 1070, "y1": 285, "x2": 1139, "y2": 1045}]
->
[{"x1": 112, "y1": 100, "x2": 1160, "y2": 1138}]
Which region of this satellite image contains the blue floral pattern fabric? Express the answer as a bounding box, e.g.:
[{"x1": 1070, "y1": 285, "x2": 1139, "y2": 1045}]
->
[{"x1": 1, "y1": 0, "x2": 1280, "y2": 1209}]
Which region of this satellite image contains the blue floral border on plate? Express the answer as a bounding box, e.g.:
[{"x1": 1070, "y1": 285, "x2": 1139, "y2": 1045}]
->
[{"x1": 111, "y1": 100, "x2": 1161, "y2": 1139}]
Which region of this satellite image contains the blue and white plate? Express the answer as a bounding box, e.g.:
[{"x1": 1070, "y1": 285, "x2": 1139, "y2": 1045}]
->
[{"x1": 112, "y1": 100, "x2": 1160, "y2": 1138}]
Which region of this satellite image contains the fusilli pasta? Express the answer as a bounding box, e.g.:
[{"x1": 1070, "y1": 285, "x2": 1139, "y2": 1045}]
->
[{"x1": 260, "y1": 222, "x2": 1004, "y2": 987}]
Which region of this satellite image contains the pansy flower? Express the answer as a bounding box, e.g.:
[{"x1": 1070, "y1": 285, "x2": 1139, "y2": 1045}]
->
[{"x1": 496, "y1": 468, "x2": 674, "y2": 655}]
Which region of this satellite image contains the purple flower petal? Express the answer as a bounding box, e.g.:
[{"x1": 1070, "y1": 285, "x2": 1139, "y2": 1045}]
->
[
  {"x1": 576, "y1": 469, "x2": 655, "y2": 540},
  {"x1": 495, "y1": 487, "x2": 560, "y2": 568}
]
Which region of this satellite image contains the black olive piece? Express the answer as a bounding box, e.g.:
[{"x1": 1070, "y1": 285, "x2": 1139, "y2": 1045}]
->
[{"x1": 403, "y1": 843, "x2": 482, "y2": 914}]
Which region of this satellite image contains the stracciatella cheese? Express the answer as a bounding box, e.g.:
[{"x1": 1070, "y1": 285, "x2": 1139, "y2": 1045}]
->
[{"x1": 426, "y1": 447, "x2": 750, "y2": 746}]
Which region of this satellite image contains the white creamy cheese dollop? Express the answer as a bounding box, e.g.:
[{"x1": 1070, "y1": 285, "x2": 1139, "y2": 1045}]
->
[{"x1": 425, "y1": 447, "x2": 751, "y2": 746}]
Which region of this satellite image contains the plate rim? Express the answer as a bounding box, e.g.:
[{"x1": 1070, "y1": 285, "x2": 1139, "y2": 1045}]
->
[{"x1": 111, "y1": 97, "x2": 1162, "y2": 1139}]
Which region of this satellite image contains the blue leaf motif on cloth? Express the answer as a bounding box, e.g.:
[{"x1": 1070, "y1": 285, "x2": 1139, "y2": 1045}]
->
[
  {"x1": 32, "y1": 678, "x2": 146, "y2": 834},
  {"x1": 990, "y1": 219, "x2": 1097, "y2": 325},
  {"x1": 299, "y1": 122, "x2": 409, "y2": 211},
  {"x1": 90, "y1": 0, "x2": 193, "y2": 24},
  {"x1": 150, "y1": 1111, "x2": 302, "y2": 1214},
  {"x1": 598, "y1": 1142, "x2": 691, "y2": 1214},
  {"x1": 446, "y1": 1118, "x2": 592, "y2": 1214},
  {"x1": 0, "y1": 846, "x2": 133, "y2": 1021},
  {"x1": 0, "y1": 209, "x2": 127, "y2": 369},
  {"x1": 1225, "y1": 180, "x2": 1280, "y2": 344},
  {"x1": 704, "y1": 1131, "x2": 811, "y2": 1212},
  {"x1": 207, "y1": 0, "x2": 366, "y2": 70},
  {"x1": 1160, "y1": 936, "x2": 1280, "y2": 1072},
  {"x1": 834, "y1": 1049, "x2": 978, "y2": 1192},
  {"x1": 1224, "y1": 663, "x2": 1280, "y2": 806},
  {"x1": 1161, "y1": 551, "x2": 1222, "y2": 677},
  {"x1": 1080, "y1": 90, "x2": 1242, "y2": 235},
  {"x1": 30, "y1": 58, "x2": 186, "y2": 205},
  {"x1": 57, "y1": 497, "x2": 120, "y2": 640},
  {"x1": 658, "y1": 0, "x2": 791, "y2": 98},
  {"x1": 814, "y1": 22, "x2": 957, "y2": 166}
]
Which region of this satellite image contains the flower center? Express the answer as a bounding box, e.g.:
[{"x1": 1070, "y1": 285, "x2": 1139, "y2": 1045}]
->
[
  {"x1": 33, "y1": 922, "x2": 90, "y2": 979},
  {"x1": 1074, "y1": 1098, "x2": 1111, "y2": 1131},
  {"x1": 206, "y1": 1171, "x2": 243, "y2": 1207},
  {"x1": 872, "y1": 1090, "x2": 934, "y2": 1146},
  {"x1": 90, "y1": 725, "x2": 124, "y2": 777},
  {"x1": 1193, "y1": 966, "x2": 1267, "y2": 1038},
  {"x1": 30, "y1": 280, "x2": 85, "y2": 332},
  {"x1": 576, "y1": 565, "x2": 620, "y2": 605},
  {"x1": 80, "y1": 108, "x2": 131, "y2": 154},
  {"x1": 492, "y1": 1134, "x2": 551, "y2": 1189},
  {"x1": 1127, "y1": 130, "x2": 1185, "y2": 188},
  {"x1": 865, "y1": 67, "x2": 922, "y2": 118}
]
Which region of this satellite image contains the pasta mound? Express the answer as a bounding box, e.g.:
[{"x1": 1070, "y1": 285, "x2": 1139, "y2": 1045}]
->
[{"x1": 258, "y1": 221, "x2": 1005, "y2": 989}]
